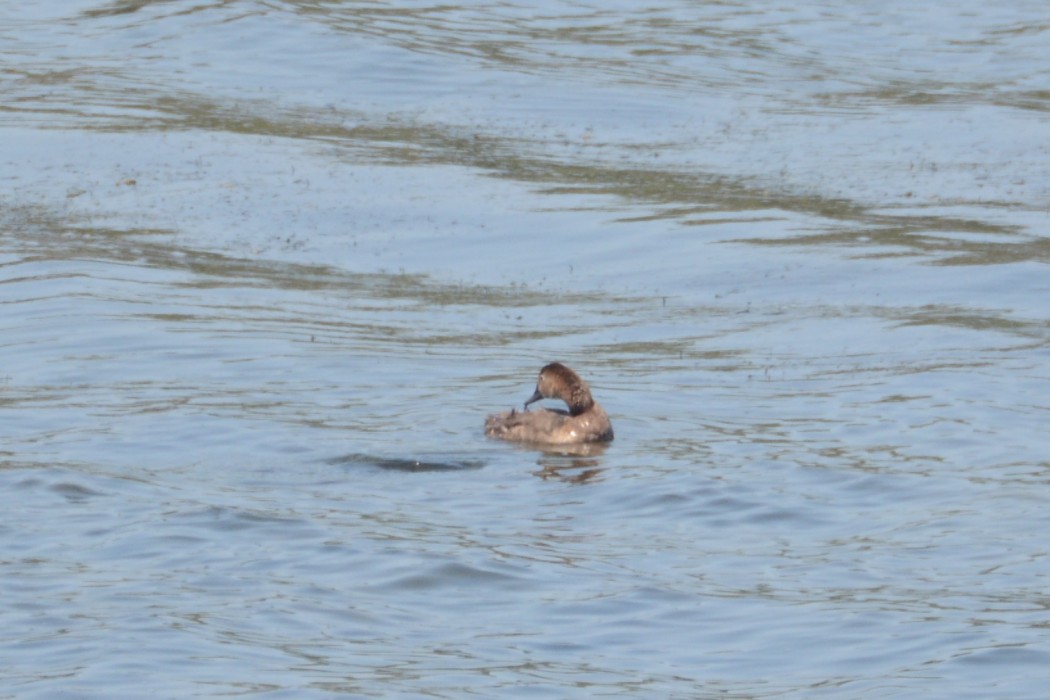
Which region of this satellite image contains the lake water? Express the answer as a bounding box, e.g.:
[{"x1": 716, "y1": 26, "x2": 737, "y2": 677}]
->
[{"x1": 2, "y1": 1, "x2": 1050, "y2": 697}]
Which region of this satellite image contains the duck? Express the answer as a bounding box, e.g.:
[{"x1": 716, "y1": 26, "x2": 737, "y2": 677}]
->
[{"x1": 485, "y1": 363, "x2": 614, "y2": 445}]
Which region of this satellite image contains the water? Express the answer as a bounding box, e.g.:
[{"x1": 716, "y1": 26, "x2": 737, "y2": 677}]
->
[{"x1": 2, "y1": 1, "x2": 1050, "y2": 697}]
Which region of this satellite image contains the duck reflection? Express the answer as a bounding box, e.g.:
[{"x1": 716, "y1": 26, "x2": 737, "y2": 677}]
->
[{"x1": 532, "y1": 441, "x2": 609, "y2": 483}]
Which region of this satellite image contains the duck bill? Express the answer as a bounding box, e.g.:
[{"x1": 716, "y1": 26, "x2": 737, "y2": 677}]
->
[{"x1": 523, "y1": 387, "x2": 543, "y2": 410}]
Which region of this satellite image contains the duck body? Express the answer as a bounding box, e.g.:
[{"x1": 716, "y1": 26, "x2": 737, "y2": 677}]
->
[{"x1": 485, "y1": 363, "x2": 614, "y2": 445}]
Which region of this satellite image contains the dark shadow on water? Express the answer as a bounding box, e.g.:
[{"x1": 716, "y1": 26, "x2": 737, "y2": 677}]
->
[{"x1": 327, "y1": 453, "x2": 485, "y2": 473}]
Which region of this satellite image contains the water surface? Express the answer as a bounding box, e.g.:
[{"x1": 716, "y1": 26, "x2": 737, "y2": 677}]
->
[{"x1": 2, "y1": 1, "x2": 1050, "y2": 698}]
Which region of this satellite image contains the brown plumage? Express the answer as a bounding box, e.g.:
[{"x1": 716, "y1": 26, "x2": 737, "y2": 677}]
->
[{"x1": 485, "y1": 363, "x2": 613, "y2": 445}]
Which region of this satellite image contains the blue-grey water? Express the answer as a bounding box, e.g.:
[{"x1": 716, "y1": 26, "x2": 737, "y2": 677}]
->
[{"x1": 3, "y1": 1, "x2": 1050, "y2": 698}]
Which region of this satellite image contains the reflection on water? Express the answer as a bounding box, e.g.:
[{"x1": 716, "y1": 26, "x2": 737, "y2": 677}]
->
[
  {"x1": 533, "y1": 445, "x2": 609, "y2": 484},
  {"x1": 481, "y1": 441, "x2": 612, "y2": 483},
  {"x1": 3, "y1": 1, "x2": 1050, "y2": 698}
]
